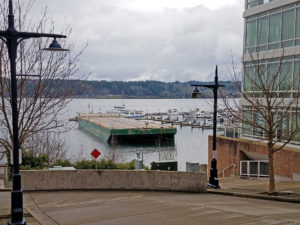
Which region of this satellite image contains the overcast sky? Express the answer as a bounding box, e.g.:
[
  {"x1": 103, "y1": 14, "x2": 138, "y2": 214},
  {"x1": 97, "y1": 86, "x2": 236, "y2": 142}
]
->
[{"x1": 32, "y1": 0, "x2": 244, "y2": 81}]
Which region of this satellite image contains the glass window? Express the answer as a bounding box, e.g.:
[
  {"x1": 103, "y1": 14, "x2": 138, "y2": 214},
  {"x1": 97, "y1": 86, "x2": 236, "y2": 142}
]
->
[
  {"x1": 257, "y1": 17, "x2": 268, "y2": 45},
  {"x1": 244, "y1": 66, "x2": 254, "y2": 91},
  {"x1": 260, "y1": 0, "x2": 270, "y2": 5},
  {"x1": 279, "y1": 61, "x2": 293, "y2": 91},
  {"x1": 282, "y1": 9, "x2": 295, "y2": 42},
  {"x1": 248, "y1": 0, "x2": 257, "y2": 9},
  {"x1": 291, "y1": 112, "x2": 300, "y2": 142},
  {"x1": 242, "y1": 111, "x2": 253, "y2": 135},
  {"x1": 256, "y1": 64, "x2": 267, "y2": 90},
  {"x1": 254, "y1": 112, "x2": 264, "y2": 137},
  {"x1": 294, "y1": 61, "x2": 300, "y2": 90},
  {"x1": 267, "y1": 62, "x2": 279, "y2": 91},
  {"x1": 296, "y1": 8, "x2": 300, "y2": 38},
  {"x1": 278, "y1": 112, "x2": 290, "y2": 140},
  {"x1": 269, "y1": 13, "x2": 281, "y2": 43},
  {"x1": 246, "y1": 20, "x2": 257, "y2": 52}
]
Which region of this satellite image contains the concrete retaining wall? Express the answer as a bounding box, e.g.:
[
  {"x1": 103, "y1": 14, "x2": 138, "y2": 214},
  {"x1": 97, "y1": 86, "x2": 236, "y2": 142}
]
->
[
  {"x1": 0, "y1": 166, "x2": 5, "y2": 179},
  {"x1": 21, "y1": 170, "x2": 207, "y2": 192}
]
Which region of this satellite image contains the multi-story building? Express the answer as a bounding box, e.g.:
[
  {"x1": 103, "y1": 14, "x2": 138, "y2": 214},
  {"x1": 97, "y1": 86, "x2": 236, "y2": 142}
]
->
[
  {"x1": 242, "y1": 0, "x2": 300, "y2": 142},
  {"x1": 209, "y1": 0, "x2": 300, "y2": 181}
]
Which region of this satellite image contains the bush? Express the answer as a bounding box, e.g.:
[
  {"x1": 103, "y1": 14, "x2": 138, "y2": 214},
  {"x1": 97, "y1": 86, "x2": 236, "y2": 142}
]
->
[
  {"x1": 117, "y1": 160, "x2": 135, "y2": 170},
  {"x1": 20, "y1": 152, "x2": 49, "y2": 169},
  {"x1": 73, "y1": 159, "x2": 136, "y2": 170},
  {"x1": 19, "y1": 153, "x2": 143, "y2": 170},
  {"x1": 52, "y1": 159, "x2": 73, "y2": 167}
]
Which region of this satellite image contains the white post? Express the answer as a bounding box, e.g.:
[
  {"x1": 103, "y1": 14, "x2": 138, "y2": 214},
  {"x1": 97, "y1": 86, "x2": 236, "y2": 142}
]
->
[
  {"x1": 247, "y1": 161, "x2": 250, "y2": 177},
  {"x1": 258, "y1": 161, "x2": 260, "y2": 178}
]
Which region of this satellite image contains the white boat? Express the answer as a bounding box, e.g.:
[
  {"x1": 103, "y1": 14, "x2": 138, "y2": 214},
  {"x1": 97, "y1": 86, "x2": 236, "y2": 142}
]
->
[
  {"x1": 107, "y1": 104, "x2": 126, "y2": 114},
  {"x1": 122, "y1": 110, "x2": 145, "y2": 119},
  {"x1": 167, "y1": 109, "x2": 179, "y2": 115}
]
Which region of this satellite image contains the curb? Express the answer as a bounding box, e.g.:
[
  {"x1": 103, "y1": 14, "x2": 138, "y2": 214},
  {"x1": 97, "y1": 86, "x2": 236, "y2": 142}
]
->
[
  {"x1": 207, "y1": 190, "x2": 300, "y2": 204},
  {"x1": 25, "y1": 207, "x2": 44, "y2": 225},
  {"x1": 0, "y1": 188, "x2": 10, "y2": 192}
]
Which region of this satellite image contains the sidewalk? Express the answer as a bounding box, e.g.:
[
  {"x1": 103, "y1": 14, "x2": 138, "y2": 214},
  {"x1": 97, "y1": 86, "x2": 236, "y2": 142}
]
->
[
  {"x1": 0, "y1": 208, "x2": 40, "y2": 225},
  {"x1": 209, "y1": 177, "x2": 300, "y2": 203},
  {"x1": 0, "y1": 179, "x2": 40, "y2": 225}
]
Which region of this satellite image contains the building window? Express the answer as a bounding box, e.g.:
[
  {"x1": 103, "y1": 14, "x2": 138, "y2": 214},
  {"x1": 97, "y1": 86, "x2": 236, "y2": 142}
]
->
[
  {"x1": 291, "y1": 112, "x2": 300, "y2": 142},
  {"x1": 279, "y1": 61, "x2": 293, "y2": 98},
  {"x1": 244, "y1": 57, "x2": 297, "y2": 96},
  {"x1": 245, "y1": 4, "x2": 300, "y2": 53},
  {"x1": 268, "y1": 13, "x2": 281, "y2": 50},
  {"x1": 296, "y1": 8, "x2": 300, "y2": 45},
  {"x1": 293, "y1": 60, "x2": 300, "y2": 91},
  {"x1": 282, "y1": 9, "x2": 295, "y2": 48},
  {"x1": 254, "y1": 112, "x2": 264, "y2": 137},
  {"x1": 247, "y1": 0, "x2": 272, "y2": 9},
  {"x1": 244, "y1": 65, "x2": 254, "y2": 91},
  {"x1": 246, "y1": 20, "x2": 257, "y2": 53},
  {"x1": 257, "y1": 16, "x2": 268, "y2": 51},
  {"x1": 242, "y1": 110, "x2": 253, "y2": 135}
]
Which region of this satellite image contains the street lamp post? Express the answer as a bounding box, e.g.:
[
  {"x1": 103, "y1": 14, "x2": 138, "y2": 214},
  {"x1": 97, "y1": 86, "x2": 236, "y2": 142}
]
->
[
  {"x1": 0, "y1": 1, "x2": 67, "y2": 224},
  {"x1": 191, "y1": 65, "x2": 224, "y2": 189}
]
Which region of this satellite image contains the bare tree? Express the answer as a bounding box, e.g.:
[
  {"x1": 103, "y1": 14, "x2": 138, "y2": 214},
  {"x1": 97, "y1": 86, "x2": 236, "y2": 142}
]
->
[
  {"x1": 223, "y1": 50, "x2": 300, "y2": 194},
  {"x1": 0, "y1": 1, "x2": 86, "y2": 162},
  {"x1": 22, "y1": 132, "x2": 66, "y2": 167}
]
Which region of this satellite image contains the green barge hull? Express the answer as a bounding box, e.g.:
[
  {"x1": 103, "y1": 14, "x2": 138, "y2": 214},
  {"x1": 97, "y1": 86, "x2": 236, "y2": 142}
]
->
[{"x1": 78, "y1": 113, "x2": 177, "y2": 145}]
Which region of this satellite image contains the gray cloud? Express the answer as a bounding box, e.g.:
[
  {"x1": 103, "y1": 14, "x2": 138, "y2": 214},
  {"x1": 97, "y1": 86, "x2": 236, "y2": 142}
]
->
[{"x1": 31, "y1": 0, "x2": 244, "y2": 81}]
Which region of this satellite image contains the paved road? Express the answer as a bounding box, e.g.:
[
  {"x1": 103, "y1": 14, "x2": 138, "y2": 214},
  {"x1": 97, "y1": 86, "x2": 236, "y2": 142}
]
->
[{"x1": 1, "y1": 191, "x2": 300, "y2": 225}]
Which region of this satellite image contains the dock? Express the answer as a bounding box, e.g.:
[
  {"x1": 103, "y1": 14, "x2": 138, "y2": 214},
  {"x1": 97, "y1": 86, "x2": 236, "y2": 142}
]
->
[{"x1": 77, "y1": 113, "x2": 177, "y2": 145}]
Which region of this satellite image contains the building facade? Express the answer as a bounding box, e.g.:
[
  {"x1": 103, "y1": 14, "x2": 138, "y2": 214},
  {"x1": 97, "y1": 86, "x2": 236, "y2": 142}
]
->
[
  {"x1": 242, "y1": 0, "x2": 300, "y2": 143},
  {"x1": 209, "y1": 0, "x2": 300, "y2": 180}
]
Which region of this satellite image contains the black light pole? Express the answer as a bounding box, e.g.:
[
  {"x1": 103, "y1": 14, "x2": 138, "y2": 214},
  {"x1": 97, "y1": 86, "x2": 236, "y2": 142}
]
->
[
  {"x1": 0, "y1": 1, "x2": 67, "y2": 224},
  {"x1": 191, "y1": 65, "x2": 224, "y2": 189}
]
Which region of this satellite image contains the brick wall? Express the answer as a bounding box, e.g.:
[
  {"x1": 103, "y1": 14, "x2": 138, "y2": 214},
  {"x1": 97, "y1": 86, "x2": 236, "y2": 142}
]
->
[{"x1": 208, "y1": 136, "x2": 300, "y2": 181}]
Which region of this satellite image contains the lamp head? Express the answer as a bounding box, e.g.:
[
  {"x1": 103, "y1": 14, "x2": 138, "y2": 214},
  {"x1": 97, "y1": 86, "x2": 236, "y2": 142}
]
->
[
  {"x1": 42, "y1": 38, "x2": 69, "y2": 52},
  {"x1": 191, "y1": 84, "x2": 202, "y2": 99}
]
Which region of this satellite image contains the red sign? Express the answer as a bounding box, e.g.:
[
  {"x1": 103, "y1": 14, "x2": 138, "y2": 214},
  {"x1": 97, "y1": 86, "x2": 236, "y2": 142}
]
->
[{"x1": 91, "y1": 149, "x2": 101, "y2": 159}]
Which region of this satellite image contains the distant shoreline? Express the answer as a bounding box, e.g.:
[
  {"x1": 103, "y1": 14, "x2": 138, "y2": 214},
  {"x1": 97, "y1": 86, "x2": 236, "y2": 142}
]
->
[{"x1": 69, "y1": 96, "x2": 240, "y2": 99}]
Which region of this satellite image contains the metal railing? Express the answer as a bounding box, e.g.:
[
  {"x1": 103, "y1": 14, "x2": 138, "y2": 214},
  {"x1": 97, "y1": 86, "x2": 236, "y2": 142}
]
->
[{"x1": 219, "y1": 164, "x2": 236, "y2": 178}]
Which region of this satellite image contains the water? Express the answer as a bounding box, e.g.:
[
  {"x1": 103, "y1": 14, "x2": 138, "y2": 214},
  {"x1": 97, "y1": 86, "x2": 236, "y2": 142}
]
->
[{"x1": 62, "y1": 98, "x2": 216, "y2": 171}]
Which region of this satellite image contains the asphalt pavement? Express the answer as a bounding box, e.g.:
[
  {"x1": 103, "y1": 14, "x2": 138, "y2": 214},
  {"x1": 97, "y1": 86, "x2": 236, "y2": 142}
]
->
[
  {"x1": 1, "y1": 190, "x2": 300, "y2": 225},
  {"x1": 2, "y1": 177, "x2": 300, "y2": 225}
]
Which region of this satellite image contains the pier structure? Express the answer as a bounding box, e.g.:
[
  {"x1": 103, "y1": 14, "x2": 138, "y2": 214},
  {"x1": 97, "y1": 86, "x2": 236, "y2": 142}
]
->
[{"x1": 77, "y1": 113, "x2": 177, "y2": 145}]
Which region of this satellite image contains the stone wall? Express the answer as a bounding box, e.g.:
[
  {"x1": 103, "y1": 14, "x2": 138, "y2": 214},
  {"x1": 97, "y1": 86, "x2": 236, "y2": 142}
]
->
[{"x1": 21, "y1": 170, "x2": 207, "y2": 192}]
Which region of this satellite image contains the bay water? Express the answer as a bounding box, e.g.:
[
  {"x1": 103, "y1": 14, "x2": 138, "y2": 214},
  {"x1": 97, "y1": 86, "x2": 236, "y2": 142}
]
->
[{"x1": 63, "y1": 98, "x2": 216, "y2": 171}]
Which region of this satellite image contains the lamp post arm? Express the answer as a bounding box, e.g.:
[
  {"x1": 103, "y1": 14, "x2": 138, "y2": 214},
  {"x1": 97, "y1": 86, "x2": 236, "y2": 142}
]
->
[
  {"x1": 0, "y1": 30, "x2": 66, "y2": 43},
  {"x1": 17, "y1": 32, "x2": 66, "y2": 39}
]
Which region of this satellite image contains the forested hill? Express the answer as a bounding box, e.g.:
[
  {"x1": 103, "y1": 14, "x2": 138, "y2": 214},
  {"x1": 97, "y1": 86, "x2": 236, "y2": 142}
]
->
[{"x1": 69, "y1": 80, "x2": 240, "y2": 99}]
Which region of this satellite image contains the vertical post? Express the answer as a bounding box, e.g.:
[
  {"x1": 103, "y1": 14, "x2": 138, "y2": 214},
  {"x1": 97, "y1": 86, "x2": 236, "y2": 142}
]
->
[
  {"x1": 208, "y1": 65, "x2": 220, "y2": 189},
  {"x1": 7, "y1": 1, "x2": 26, "y2": 224}
]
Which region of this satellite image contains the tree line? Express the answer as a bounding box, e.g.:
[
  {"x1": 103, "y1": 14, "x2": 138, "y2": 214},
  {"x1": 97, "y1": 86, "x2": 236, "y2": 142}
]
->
[{"x1": 62, "y1": 79, "x2": 240, "y2": 99}]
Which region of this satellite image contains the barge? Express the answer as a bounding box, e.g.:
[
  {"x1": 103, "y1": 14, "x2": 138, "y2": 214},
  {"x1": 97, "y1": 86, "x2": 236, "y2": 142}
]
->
[{"x1": 77, "y1": 113, "x2": 177, "y2": 145}]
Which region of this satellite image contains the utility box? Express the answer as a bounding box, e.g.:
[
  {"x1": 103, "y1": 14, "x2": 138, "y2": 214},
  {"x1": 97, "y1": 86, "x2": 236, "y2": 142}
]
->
[
  {"x1": 200, "y1": 164, "x2": 208, "y2": 174},
  {"x1": 134, "y1": 159, "x2": 143, "y2": 170},
  {"x1": 186, "y1": 162, "x2": 200, "y2": 172},
  {"x1": 151, "y1": 161, "x2": 177, "y2": 171}
]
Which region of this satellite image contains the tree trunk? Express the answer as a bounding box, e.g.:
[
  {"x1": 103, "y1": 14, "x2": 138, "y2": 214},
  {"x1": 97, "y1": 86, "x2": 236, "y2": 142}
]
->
[{"x1": 267, "y1": 144, "x2": 276, "y2": 194}]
